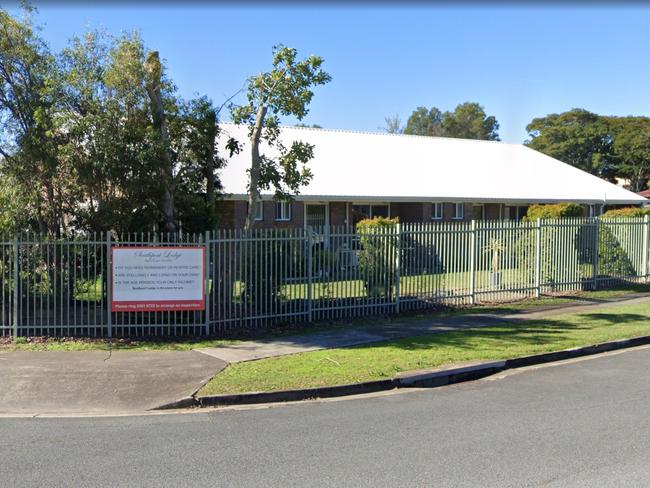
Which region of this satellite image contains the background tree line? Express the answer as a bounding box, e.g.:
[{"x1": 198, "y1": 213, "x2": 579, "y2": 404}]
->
[
  {"x1": 526, "y1": 108, "x2": 650, "y2": 192},
  {"x1": 387, "y1": 104, "x2": 650, "y2": 193}
]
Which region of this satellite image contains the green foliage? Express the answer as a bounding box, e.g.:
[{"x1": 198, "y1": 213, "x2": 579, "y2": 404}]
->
[
  {"x1": 404, "y1": 106, "x2": 445, "y2": 137},
  {"x1": 525, "y1": 203, "x2": 585, "y2": 220},
  {"x1": 403, "y1": 103, "x2": 499, "y2": 140},
  {"x1": 608, "y1": 117, "x2": 650, "y2": 192},
  {"x1": 231, "y1": 45, "x2": 331, "y2": 228},
  {"x1": 602, "y1": 207, "x2": 650, "y2": 218},
  {"x1": 526, "y1": 109, "x2": 615, "y2": 179},
  {"x1": 597, "y1": 226, "x2": 635, "y2": 277},
  {"x1": 239, "y1": 230, "x2": 305, "y2": 313},
  {"x1": 356, "y1": 217, "x2": 399, "y2": 298},
  {"x1": 0, "y1": 7, "x2": 228, "y2": 235}
]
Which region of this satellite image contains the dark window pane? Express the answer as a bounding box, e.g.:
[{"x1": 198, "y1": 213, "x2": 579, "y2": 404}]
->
[
  {"x1": 372, "y1": 205, "x2": 389, "y2": 218},
  {"x1": 352, "y1": 205, "x2": 370, "y2": 226}
]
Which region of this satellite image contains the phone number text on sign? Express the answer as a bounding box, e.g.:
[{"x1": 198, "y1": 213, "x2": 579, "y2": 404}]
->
[{"x1": 111, "y1": 247, "x2": 205, "y2": 312}]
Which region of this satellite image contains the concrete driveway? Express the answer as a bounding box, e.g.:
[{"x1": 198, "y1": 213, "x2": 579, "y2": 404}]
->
[{"x1": 0, "y1": 350, "x2": 226, "y2": 415}]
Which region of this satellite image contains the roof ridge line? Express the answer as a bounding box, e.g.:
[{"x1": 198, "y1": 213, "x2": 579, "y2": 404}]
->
[{"x1": 219, "y1": 122, "x2": 517, "y2": 146}]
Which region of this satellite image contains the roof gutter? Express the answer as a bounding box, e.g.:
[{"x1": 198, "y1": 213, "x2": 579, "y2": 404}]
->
[{"x1": 219, "y1": 193, "x2": 646, "y2": 206}]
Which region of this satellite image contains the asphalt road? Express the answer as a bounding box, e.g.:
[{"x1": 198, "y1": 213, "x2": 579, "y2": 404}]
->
[{"x1": 4, "y1": 346, "x2": 650, "y2": 487}]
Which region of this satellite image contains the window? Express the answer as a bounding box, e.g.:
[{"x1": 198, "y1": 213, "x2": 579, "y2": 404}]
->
[
  {"x1": 275, "y1": 201, "x2": 292, "y2": 221},
  {"x1": 254, "y1": 200, "x2": 263, "y2": 221},
  {"x1": 371, "y1": 205, "x2": 389, "y2": 218},
  {"x1": 432, "y1": 202, "x2": 443, "y2": 220},
  {"x1": 351, "y1": 204, "x2": 390, "y2": 226},
  {"x1": 472, "y1": 204, "x2": 484, "y2": 220},
  {"x1": 453, "y1": 203, "x2": 464, "y2": 220}
]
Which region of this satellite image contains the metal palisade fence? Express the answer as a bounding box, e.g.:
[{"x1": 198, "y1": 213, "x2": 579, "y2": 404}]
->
[{"x1": 0, "y1": 216, "x2": 648, "y2": 338}]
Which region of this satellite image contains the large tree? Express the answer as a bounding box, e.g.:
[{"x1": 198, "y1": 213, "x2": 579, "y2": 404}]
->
[
  {"x1": 404, "y1": 106, "x2": 444, "y2": 137},
  {"x1": 0, "y1": 6, "x2": 63, "y2": 234},
  {"x1": 403, "y1": 103, "x2": 499, "y2": 140},
  {"x1": 609, "y1": 116, "x2": 650, "y2": 192},
  {"x1": 442, "y1": 102, "x2": 500, "y2": 140},
  {"x1": 526, "y1": 108, "x2": 616, "y2": 180},
  {"x1": 231, "y1": 45, "x2": 331, "y2": 229}
]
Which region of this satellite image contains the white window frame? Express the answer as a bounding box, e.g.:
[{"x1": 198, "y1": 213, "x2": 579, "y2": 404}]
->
[
  {"x1": 275, "y1": 201, "x2": 292, "y2": 221},
  {"x1": 432, "y1": 202, "x2": 443, "y2": 220},
  {"x1": 453, "y1": 203, "x2": 464, "y2": 220},
  {"x1": 254, "y1": 200, "x2": 264, "y2": 221}
]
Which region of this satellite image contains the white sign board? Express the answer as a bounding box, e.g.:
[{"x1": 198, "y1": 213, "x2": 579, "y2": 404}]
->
[{"x1": 111, "y1": 247, "x2": 205, "y2": 312}]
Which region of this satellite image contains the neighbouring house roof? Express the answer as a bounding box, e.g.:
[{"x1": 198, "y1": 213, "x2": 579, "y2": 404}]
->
[
  {"x1": 217, "y1": 123, "x2": 646, "y2": 205},
  {"x1": 638, "y1": 189, "x2": 650, "y2": 199}
]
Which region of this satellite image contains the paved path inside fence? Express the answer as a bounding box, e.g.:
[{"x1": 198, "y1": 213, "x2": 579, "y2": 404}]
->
[
  {"x1": 0, "y1": 350, "x2": 226, "y2": 415},
  {"x1": 196, "y1": 294, "x2": 650, "y2": 363}
]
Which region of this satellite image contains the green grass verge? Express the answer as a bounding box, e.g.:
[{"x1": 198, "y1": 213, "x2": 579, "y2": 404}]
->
[{"x1": 198, "y1": 301, "x2": 650, "y2": 396}]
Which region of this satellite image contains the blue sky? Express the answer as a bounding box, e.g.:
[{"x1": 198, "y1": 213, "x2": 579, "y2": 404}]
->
[{"x1": 8, "y1": 3, "x2": 650, "y2": 142}]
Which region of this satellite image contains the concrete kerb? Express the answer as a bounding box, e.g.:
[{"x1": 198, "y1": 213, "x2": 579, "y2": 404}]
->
[{"x1": 164, "y1": 333, "x2": 650, "y2": 410}]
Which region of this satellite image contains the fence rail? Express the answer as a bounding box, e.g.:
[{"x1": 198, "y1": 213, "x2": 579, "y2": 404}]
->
[{"x1": 1, "y1": 216, "x2": 649, "y2": 338}]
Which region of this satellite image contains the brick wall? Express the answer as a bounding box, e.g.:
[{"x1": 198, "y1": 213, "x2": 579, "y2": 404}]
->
[
  {"x1": 391, "y1": 202, "x2": 425, "y2": 222},
  {"x1": 214, "y1": 200, "x2": 236, "y2": 228}
]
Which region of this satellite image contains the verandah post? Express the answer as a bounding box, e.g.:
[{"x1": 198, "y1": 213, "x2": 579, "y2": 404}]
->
[
  {"x1": 469, "y1": 220, "x2": 477, "y2": 305},
  {"x1": 13, "y1": 234, "x2": 19, "y2": 337},
  {"x1": 105, "y1": 232, "x2": 112, "y2": 338},
  {"x1": 643, "y1": 215, "x2": 649, "y2": 283},
  {"x1": 534, "y1": 218, "x2": 542, "y2": 298}
]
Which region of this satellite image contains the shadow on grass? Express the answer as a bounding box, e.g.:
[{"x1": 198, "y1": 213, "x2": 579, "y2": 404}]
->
[{"x1": 342, "y1": 312, "x2": 650, "y2": 353}]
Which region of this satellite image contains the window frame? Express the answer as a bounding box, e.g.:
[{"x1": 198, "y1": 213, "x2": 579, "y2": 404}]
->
[
  {"x1": 432, "y1": 202, "x2": 443, "y2": 220},
  {"x1": 275, "y1": 201, "x2": 292, "y2": 222},
  {"x1": 452, "y1": 203, "x2": 464, "y2": 220}
]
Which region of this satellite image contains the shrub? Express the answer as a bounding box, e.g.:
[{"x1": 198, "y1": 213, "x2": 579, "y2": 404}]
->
[
  {"x1": 356, "y1": 217, "x2": 399, "y2": 299},
  {"x1": 524, "y1": 202, "x2": 585, "y2": 220},
  {"x1": 602, "y1": 207, "x2": 650, "y2": 218}
]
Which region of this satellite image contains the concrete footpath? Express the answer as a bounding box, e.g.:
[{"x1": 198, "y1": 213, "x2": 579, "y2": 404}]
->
[
  {"x1": 196, "y1": 294, "x2": 650, "y2": 363},
  {"x1": 0, "y1": 350, "x2": 226, "y2": 415}
]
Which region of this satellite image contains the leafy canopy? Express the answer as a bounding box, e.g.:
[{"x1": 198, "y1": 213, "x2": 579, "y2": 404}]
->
[
  {"x1": 231, "y1": 45, "x2": 331, "y2": 228},
  {"x1": 403, "y1": 103, "x2": 499, "y2": 140}
]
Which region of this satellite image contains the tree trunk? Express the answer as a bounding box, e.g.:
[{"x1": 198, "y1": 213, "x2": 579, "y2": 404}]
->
[
  {"x1": 205, "y1": 109, "x2": 217, "y2": 208},
  {"x1": 144, "y1": 51, "x2": 176, "y2": 234},
  {"x1": 245, "y1": 105, "x2": 267, "y2": 230}
]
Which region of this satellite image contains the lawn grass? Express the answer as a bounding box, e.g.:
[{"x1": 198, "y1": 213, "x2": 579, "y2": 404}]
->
[{"x1": 198, "y1": 301, "x2": 650, "y2": 396}]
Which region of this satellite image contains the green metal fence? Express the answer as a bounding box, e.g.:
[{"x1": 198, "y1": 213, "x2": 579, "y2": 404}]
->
[{"x1": 1, "y1": 216, "x2": 648, "y2": 337}]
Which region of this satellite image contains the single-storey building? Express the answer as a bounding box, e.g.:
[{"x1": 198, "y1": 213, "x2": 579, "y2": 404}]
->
[{"x1": 216, "y1": 123, "x2": 647, "y2": 229}]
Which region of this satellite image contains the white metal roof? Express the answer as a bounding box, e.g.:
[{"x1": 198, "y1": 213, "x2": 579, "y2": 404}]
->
[{"x1": 217, "y1": 123, "x2": 647, "y2": 205}]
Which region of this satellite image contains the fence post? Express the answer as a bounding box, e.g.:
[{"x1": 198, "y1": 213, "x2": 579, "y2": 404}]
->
[
  {"x1": 394, "y1": 223, "x2": 401, "y2": 314},
  {"x1": 534, "y1": 219, "x2": 542, "y2": 298},
  {"x1": 204, "y1": 230, "x2": 210, "y2": 335},
  {"x1": 12, "y1": 235, "x2": 19, "y2": 337},
  {"x1": 642, "y1": 215, "x2": 650, "y2": 283},
  {"x1": 469, "y1": 220, "x2": 477, "y2": 305},
  {"x1": 592, "y1": 217, "x2": 600, "y2": 291},
  {"x1": 105, "y1": 232, "x2": 112, "y2": 338},
  {"x1": 306, "y1": 229, "x2": 313, "y2": 322}
]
